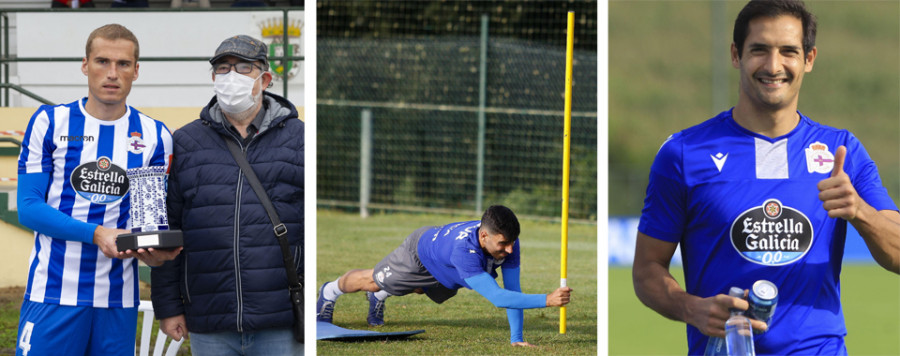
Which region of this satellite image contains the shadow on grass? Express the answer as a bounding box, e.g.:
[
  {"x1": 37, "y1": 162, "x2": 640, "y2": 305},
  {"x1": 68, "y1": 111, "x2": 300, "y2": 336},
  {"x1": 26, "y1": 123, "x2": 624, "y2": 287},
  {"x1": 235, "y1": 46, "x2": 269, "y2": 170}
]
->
[
  {"x1": 331, "y1": 315, "x2": 500, "y2": 333},
  {"x1": 324, "y1": 336, "x2": 425, "y2": 344}
]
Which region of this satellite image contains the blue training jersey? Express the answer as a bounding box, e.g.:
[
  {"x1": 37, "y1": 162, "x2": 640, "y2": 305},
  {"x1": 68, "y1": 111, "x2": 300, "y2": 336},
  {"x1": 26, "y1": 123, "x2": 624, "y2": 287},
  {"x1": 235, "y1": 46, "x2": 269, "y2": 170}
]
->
[
  {"x1": 639, "y1": 109, "x2": 897, "y2": 355},
  {"x1": 416, "y1": 220, "x2": 520, "y2": 290},
  {"x1": 17, "y1": 98, "x2": 173, "y2": 308}
]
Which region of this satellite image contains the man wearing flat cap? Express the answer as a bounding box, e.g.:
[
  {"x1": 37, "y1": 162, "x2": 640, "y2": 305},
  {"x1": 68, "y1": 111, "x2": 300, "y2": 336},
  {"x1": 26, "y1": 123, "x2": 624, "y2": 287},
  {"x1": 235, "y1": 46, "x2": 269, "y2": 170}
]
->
[{"x1": 150, "y1": 35, "x2": 304, "y2": 355}]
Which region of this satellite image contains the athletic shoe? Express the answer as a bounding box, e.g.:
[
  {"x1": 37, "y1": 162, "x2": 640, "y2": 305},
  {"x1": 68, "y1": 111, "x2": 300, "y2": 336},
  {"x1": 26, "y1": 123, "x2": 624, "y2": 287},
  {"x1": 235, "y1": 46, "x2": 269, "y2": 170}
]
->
[
  {"x1": 317, "y1": 282, "x2": 336, "y2": 323},
  {"x1": 367, "y1": 291, "x2": 385, "y2": 326}
]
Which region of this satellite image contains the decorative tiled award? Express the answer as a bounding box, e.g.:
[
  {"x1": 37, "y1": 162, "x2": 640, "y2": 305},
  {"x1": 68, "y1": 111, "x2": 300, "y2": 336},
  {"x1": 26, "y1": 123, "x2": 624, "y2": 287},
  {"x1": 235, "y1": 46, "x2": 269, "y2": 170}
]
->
[{"x1": 116, "y1": 166, "x2": 183, "y2": 252}]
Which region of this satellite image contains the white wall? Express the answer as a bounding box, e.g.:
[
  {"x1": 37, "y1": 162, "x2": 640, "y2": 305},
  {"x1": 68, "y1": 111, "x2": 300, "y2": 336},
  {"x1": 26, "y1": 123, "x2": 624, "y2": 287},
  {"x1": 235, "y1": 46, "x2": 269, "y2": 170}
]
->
[
  {"x1": 8, "y1": 10, "x2": 305, "y2": 107},
  {"x1": 0, "y1": 0, "x2": 49, "y2": 8}
]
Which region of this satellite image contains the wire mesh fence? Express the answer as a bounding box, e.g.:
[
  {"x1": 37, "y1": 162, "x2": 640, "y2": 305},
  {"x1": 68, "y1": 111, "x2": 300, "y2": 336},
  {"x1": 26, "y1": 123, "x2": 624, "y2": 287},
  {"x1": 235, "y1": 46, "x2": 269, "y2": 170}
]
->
[{"x1": 317, "y1": 0, "x2": 597, "y2": 220}]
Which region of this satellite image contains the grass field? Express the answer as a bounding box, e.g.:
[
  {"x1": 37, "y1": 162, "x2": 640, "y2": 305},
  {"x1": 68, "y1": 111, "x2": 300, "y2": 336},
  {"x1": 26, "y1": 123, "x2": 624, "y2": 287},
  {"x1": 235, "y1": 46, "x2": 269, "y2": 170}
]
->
[
  {"x1": 609, "y1": 265, "x2": 900, "y2": 355},
  {"x1": 0, "y1": 287, "x2": 21, "y2": 354},
  {"x1": 316, "y1": 209, "x2": 597, "y2": 355}
]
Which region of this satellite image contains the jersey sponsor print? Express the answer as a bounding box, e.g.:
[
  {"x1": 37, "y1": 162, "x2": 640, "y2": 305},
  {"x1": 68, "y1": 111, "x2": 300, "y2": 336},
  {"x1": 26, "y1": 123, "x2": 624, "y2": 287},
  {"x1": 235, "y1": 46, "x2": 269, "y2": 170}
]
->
[
  {"x1": 17, "y1": 98, "x2": 172, "y2": 308},
  {"x1": 730, "y1": 199, "x2": 813, "y2": 266},
  {"x1": 70, "y1": 156, "x2": 129, "y2": 204}
]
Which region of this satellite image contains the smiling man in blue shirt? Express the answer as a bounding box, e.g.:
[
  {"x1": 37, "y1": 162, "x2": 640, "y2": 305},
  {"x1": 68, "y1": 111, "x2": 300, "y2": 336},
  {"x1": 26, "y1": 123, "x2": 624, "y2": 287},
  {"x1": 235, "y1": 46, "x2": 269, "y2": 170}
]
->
[{"x1": 632, "y1": 1, "x2": 900, "y2": 355}]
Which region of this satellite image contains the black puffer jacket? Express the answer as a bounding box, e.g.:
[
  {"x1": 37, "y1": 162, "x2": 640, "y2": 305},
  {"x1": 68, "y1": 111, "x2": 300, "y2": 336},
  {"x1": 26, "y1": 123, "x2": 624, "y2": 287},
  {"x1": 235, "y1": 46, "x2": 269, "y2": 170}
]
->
[{"x1": 151, "y1": 92, "x2": 303, "y2": 333}]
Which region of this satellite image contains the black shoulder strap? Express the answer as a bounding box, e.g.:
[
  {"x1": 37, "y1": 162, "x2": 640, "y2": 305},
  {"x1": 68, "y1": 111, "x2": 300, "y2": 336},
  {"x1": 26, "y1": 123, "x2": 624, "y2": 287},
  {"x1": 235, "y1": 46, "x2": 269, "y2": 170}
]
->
[{"x1": 221, "y1": 135, "x2": 303, "y2": 294}]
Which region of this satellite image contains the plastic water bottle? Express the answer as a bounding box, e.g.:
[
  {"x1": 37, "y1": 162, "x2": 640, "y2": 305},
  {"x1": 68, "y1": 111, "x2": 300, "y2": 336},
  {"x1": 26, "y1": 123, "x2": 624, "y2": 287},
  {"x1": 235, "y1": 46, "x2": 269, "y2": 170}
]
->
[
  {"x1": 724, "y1": 287, "x2": 755, "y2": 356},
  {"x1": 704, "y1": 287, "x2": 754, "y2": 356},
  {"x1": 704, "y1": 336, "x2": 727, "y2": 356}
]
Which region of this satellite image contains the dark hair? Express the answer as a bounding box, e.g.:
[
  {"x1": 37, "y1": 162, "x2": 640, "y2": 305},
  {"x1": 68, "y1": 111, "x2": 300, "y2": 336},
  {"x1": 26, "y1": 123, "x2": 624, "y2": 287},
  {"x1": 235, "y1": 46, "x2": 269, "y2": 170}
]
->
[
  {"x1": 481, "y1": 205, "x2": 520, "y2": 242},
  {"x1": 86, "y1": 24, "x2": 140, "y2": 61},
  {"x1": 733, "y1": 0, "x2": 817, "y2": 59}
]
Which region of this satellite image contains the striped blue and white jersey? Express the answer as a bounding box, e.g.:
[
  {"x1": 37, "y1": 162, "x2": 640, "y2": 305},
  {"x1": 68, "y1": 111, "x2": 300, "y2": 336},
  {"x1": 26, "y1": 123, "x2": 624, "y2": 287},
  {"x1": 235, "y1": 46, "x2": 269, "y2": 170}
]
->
[
  {"x1": 17, "y1": 98, "x2": 173, "y2": 308},
  {"x1": 639, "y1": 109, "x2": 897, "y2": 355}
]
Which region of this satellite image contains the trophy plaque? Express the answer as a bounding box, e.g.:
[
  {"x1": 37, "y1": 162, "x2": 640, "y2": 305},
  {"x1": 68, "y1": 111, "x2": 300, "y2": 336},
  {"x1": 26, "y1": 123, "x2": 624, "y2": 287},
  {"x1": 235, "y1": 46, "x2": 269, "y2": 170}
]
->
[{"x1": 116, "y1": 166, "x2": 183, "y2": 252}]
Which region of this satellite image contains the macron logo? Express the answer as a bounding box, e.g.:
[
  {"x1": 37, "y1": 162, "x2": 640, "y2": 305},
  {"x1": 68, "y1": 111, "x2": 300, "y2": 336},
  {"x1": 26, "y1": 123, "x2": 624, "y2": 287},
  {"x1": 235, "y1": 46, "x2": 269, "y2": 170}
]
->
[{"x1": 711, "y1": 152, "x2": 728, "y2": 172}]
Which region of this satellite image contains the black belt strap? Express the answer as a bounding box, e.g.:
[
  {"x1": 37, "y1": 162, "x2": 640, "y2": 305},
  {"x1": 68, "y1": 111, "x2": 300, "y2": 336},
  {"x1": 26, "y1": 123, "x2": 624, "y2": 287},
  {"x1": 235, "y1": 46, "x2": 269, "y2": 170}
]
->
[{"x1": 221, "y1": 134, "x2": 303, "y2": 320}]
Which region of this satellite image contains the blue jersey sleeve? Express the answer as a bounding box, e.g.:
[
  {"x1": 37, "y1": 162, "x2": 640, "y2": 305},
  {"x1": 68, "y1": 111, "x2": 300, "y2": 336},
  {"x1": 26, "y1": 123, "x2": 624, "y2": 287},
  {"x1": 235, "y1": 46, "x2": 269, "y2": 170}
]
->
[
  {"x1": 845, "y1": 134, "x2": 898, "y2": 212},
  {"x1": 452, "y1": 231, "x2": 522, "y2": 283},
  {"x1": 638, "y1": 134, "x2": 688, "y2": 242},
  {"x1": 501, "y1": 240, "x2": 521, "y2": 269},
  {"x1": 464, "y1": 272, "x2": 546, "y2": 309},
  {"x1": 453, "y1": 248, "x2": 489, "y2": 281},
  {"x1": 17, "y1": 172, "x2": 96, "y2": 243},
  {"x1": 502, "y1": 266, "x2": 525, "y2": 343},
  {"x1": 18, "y1": 106, "x2": 55, "y2": 175},
  {"x1": 465, "y1": 270, "x2": 544, "y2": 344},
  {"x1": 151, "y1": 120, "x2": 173, "y2": 169}
]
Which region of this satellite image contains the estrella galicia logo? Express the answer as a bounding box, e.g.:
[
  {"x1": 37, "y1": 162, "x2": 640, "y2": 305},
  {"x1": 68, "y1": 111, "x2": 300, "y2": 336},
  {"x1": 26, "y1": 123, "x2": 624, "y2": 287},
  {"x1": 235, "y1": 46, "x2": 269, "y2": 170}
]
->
[
  {"x1": 69, "y1": 156, "x2": 129, "y2": 204},
  {"x1": 730, "y1": 199, "x2": 813, "y2": 266}
]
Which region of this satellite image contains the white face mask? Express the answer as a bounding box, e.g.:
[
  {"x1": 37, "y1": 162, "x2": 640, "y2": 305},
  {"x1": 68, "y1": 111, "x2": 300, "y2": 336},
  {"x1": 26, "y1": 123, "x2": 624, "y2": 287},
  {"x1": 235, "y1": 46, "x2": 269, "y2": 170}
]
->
[{"x1": 214, "y1": 71, "x2": 261, "y2": 114}]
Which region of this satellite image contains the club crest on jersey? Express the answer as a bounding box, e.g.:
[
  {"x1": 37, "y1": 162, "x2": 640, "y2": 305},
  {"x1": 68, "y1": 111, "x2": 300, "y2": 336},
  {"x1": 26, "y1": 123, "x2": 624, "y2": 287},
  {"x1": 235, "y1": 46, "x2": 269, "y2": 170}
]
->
[
  {"x1": 70, "y1": 156, "x2": 129, "y2": 204},
  {"x1": 730, "y1": 199, "x2": 813, "y2": 266},
  {"x1": 805, "y1": 142, "x2": 834, "y2": 174},
  {"x1": 128, "y1": 132, "x2": 146, "y2": 154}
]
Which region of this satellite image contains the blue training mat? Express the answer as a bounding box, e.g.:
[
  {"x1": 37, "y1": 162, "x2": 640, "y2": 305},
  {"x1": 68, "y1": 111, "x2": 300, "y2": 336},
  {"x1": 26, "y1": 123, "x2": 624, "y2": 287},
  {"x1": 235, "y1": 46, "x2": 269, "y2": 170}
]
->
[{"x1": 316, "y1": 321, "x2": 425, "y2": 341}]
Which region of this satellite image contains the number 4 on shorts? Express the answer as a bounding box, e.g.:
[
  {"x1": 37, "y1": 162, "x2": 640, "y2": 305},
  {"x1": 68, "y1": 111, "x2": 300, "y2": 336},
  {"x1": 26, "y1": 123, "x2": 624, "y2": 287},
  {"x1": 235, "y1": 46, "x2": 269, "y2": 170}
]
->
[{"x1": 18, "y1": 321, "x2": 34, "y2": 356}]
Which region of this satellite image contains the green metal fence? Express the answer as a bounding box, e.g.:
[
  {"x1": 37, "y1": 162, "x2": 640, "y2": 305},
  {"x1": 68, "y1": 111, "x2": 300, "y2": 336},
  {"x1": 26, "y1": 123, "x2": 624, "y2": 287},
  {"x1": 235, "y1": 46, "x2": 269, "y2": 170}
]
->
[{"x1": 317, "y1": 1, "x2": 598, "y2": 221}]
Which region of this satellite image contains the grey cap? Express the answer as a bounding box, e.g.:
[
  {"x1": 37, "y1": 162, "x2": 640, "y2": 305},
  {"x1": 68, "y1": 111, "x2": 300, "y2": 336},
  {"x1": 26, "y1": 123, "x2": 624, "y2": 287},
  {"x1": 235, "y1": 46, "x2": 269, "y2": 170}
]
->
[{"x1": 209, "y1": 35, "x2": 269, "y2": 68}]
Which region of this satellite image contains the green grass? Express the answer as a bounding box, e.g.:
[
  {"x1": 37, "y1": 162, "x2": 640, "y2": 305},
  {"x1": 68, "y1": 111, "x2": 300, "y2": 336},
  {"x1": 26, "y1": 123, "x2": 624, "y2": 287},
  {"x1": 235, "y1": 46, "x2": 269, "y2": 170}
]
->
[
  {"x1": 608, "y1": 268, "x2": 688, "y2": 356},
  {"x1": 609, "y1": 265, "x2": 900, "y2": 355},
  {"x1": 316, "y1": 209, "x2": 597, "y2": 355},
  {"x1": 0, "y1": 295, "x2": 19, "y2": 354},
  {"x1": 135, "y1": 312, "x2": 191, "y2": 356}
]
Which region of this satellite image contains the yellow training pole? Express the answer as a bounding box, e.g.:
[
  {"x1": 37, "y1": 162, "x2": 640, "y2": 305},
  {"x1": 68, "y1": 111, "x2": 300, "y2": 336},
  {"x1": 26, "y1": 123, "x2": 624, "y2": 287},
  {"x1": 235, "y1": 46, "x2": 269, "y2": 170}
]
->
[{"x1": 560, "y1": 10, "x2": 574, "y2": 335}]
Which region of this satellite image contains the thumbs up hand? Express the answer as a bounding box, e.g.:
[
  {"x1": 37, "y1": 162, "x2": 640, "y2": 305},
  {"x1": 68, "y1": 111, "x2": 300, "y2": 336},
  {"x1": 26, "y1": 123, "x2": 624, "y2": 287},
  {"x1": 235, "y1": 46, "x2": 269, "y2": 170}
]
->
[{"x1": 817, "y1": 145, "x2": 861, "y2": 220}]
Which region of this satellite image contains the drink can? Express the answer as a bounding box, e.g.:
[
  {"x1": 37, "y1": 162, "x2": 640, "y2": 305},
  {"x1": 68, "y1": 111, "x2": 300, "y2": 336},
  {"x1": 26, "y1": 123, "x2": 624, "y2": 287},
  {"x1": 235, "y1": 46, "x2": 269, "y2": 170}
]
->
[{"x1": 746, "y1": 279, "x2": 778, "y2": 324}]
